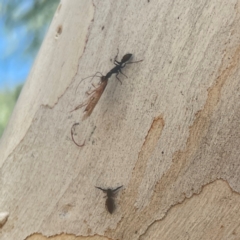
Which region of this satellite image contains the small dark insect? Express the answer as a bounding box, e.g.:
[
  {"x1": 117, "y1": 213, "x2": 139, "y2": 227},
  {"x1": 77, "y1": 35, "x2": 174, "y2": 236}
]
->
[
  {"x1": 105, "y1": 49, "x2": 143, "y2": 84},
  {"x1": 71, "y1": 123, "x2": 85, "y2": 147},
  {"x1": 71, "y1": 50, "x2": 143, "y2": 119},
  {"x1": 95, "y1": 186, "x2": 123, "y2": 214}
]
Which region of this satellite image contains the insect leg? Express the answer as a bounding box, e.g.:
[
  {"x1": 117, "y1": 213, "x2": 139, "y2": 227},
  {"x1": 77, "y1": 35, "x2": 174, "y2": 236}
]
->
[
  {"x1": 115, "y1": 73, "x2": 123, "y2": 84},
  {"x1": 119, "y1": 69, "x2": 128, "y2": 78},
  {"x1": 113, "y1": 48, "x2": 119, "y2": 63}
]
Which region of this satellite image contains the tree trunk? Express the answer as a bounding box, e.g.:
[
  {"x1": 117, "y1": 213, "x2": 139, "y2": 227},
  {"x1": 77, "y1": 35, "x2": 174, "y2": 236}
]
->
[{"x1": 1, "y1": 0, "x2": 240, "y2": 239}]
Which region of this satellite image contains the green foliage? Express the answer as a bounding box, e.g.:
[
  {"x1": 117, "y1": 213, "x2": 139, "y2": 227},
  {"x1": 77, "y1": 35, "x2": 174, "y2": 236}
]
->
[
  {"x1": 0, "y1": 0, "x2": 60, "y2": 137},
  {"x1": 1, "y1": 0, "x2": 60, "y2": 56},
  {"x1": 0, "y1": 85, "x2": 23, "y2": 137}
]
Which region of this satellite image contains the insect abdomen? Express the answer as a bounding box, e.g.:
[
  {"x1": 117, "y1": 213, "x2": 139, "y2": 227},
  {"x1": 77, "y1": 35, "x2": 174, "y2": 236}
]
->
[{"x1": 106, "y1": 198, "x2": 115, "y2": 214}]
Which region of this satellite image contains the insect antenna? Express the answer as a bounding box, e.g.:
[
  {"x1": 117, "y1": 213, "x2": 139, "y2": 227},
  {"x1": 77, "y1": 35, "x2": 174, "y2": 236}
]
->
[
  {"x1": 112, "y1": 186, "x2": 123, "y2": 193},
  {"x1": 95, "y1": 186, "x2": 107, "y2": 192},
  {"x1": 75, "y1": 72, "x2": 104, "y2": 95},
  {"x1": 71, "y1": 123, "x2": 85, "y2": 147},
  {"x1": 126, "y1": 59, "x2": 144, "y2": 64}
]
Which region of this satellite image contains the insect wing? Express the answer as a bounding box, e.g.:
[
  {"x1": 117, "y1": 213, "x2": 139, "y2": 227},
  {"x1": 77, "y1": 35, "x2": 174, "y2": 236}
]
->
[{"x1": 82, "y1": 79, "x2": 108, "y2": 120}]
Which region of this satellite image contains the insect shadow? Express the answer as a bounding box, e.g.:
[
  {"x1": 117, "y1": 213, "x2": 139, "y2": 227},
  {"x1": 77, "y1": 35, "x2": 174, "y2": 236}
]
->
[
  {"x1": 95, "y1": 186, "x2": 123, "y2": 214},
  {"x1": 71, "y1": 50, "x2": 143, "y2": 120}
]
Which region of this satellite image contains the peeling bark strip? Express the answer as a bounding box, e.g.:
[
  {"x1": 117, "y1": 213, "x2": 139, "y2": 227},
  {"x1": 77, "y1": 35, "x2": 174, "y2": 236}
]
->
[
  {"x1": 131, "y1": 116, "x2": 165, "y2": 184},
  {"x1": 25, "y1": 233, "x2": 108, "y2": 240},
  {"x1": 138, "y1": 180, "x2": 240, "y2": 239}
]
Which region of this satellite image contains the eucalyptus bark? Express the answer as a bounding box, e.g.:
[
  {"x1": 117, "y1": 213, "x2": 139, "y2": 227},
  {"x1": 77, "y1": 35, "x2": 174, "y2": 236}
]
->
[{"x1": 0, "y1": 1, "x2": 240, "y2": 240}]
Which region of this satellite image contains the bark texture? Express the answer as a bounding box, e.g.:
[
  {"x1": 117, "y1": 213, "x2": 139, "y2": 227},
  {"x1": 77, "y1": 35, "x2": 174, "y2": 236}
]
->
[{"x1": 0, "y1": 0, "x2": 240, "y2": 239}]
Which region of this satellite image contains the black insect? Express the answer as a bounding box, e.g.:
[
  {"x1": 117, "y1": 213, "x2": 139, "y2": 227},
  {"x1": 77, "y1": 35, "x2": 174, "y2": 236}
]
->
[
  {"x1": 95, "y1": 186, "x2": 123, "y2": 214},
  {"x1": 71, "y1": 50, "x2": 143, "y2": 120},
  {"x1": 105, "y1": 49, "x2": 143, "y2": 83}
]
